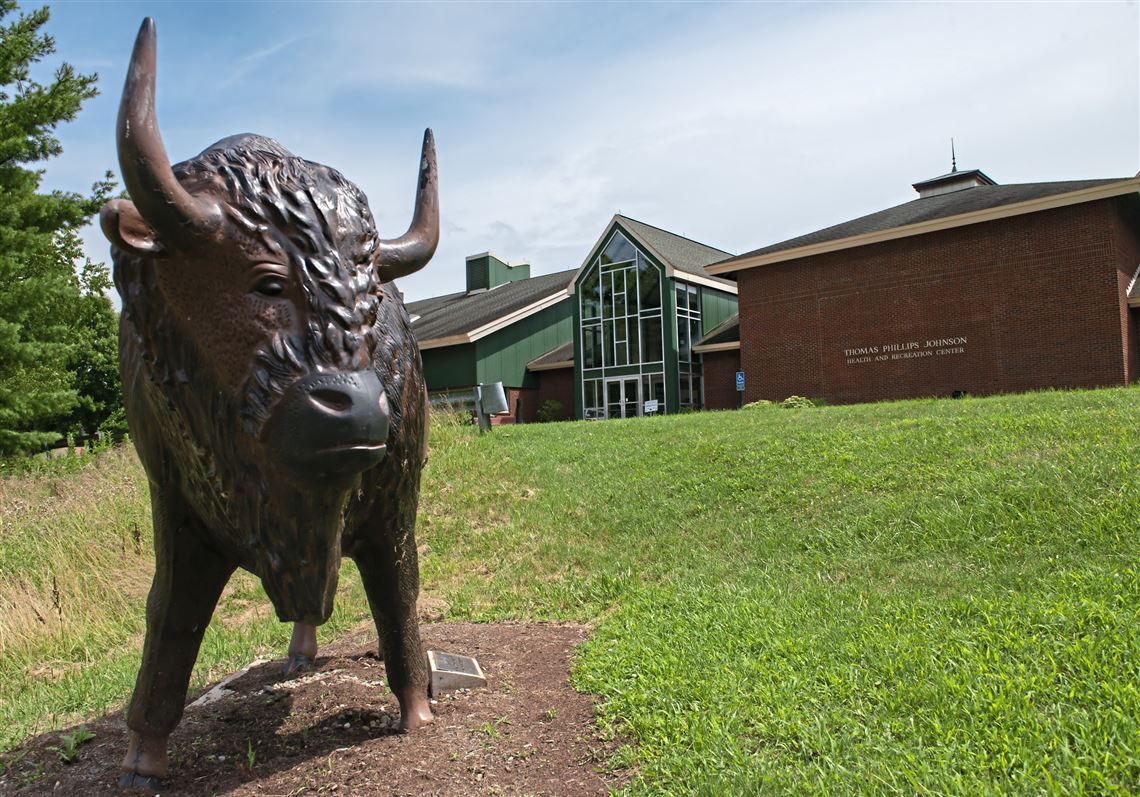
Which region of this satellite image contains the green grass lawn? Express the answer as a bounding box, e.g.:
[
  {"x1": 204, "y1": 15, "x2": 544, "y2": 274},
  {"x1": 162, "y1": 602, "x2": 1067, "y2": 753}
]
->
[{"x1": 3, "y1": 387, "x2": 1139, "y2": 794}]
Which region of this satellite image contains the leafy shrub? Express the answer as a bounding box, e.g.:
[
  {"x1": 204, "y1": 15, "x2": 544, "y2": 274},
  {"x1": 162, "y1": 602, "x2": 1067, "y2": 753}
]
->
[
  {"x1": 780, "y1": 395, "x2": 815, "y2": 409},
  {"x1": 99, "y1": 405, "x2": 129, "y2": 435},
  {"x1": 535, "y1": 400, "x2": 564, "y2": 423},
  {"x1": 0, "y1": 430, "x2": 120, "y2": 478},
  {"x1": 742, "y1": 400, "x2": 775, "y2": 410}
]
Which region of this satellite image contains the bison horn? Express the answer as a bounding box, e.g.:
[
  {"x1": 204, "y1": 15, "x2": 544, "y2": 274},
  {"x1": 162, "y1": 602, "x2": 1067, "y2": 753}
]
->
[
  {"x1": 116, "y1": 18, "x2": 221, "y2": 248},
  {"x1": 375, "y1": 129, "x2": 439, "y2": 282}
]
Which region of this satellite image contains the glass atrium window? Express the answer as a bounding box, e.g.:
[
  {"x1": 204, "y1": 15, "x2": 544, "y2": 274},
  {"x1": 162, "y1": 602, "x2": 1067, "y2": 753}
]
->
[
  {"x1": 583, "y1": 378, "x2": 604, "y2": 420},
  {"x1": 640, "y1": 316, "x2": 662, "y2": 363},
  {"x1": 580, "y1": 270, "x2": 600, "y2": 319},
  {"x1": 583, "y1": 325, "x2": 602, "y2": 369},
  {"x1": 641, "y1": 373, "x2": 665, "y2": 412},
  {"x1": 638, "y1": 253, "x2": 661, "y2": 309},
  {"x1": 677, "y1": 283, "x2": 702, "y2": 410},
  {"x1": 601, "y1": 232, "x2": 636, "y2": 265},
  {"x1": 578, "y1": 229, "x2": 665, "y2": 418}
]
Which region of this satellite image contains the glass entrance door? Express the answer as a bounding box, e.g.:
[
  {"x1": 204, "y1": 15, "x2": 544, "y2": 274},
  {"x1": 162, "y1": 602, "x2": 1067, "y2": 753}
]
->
[{"x1": 605, "y1": 377, "x2": 641, "y2": 418}]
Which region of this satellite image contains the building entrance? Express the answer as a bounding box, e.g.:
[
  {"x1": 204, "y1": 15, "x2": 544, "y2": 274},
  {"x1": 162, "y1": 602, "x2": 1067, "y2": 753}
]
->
[{"x1": 605, "y1": 376, "x2": 640, "y2": 418}]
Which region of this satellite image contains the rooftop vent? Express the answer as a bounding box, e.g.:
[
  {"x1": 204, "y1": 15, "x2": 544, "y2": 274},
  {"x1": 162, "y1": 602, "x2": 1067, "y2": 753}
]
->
[{"x1": 912, "y1": 168, "x2": 997, "y2": 199}]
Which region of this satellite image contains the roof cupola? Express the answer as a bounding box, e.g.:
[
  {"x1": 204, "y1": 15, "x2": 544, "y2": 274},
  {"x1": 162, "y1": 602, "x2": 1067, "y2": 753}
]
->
[{"x1": 912, "y1": 168, "x2": 997, "y2": 198}]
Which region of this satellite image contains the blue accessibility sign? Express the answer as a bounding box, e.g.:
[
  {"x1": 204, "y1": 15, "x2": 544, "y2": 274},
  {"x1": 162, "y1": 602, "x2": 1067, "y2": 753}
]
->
[{"x1": 735, "y1": 370, "x2": 745, "y2": 391}]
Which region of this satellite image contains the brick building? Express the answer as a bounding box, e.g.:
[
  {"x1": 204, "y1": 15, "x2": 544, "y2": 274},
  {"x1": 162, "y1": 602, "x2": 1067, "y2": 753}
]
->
[{"x1": 702, "y1": 169, "x2": 1140, "y2": 406}]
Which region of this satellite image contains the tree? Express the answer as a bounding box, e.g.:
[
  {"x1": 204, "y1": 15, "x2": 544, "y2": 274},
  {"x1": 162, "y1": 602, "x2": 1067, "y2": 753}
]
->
[
  {"x1": 0, "y1": 1, "x2": 117, "y2": 455},
  {"x1": 65, "y1": 257, "x2": 124, "y2": 437}
]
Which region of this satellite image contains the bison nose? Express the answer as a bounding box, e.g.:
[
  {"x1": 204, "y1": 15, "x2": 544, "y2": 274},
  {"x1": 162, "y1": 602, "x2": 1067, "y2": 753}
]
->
[{"x1": 262, "y1": 370, "x2": 390, "y2": 478}]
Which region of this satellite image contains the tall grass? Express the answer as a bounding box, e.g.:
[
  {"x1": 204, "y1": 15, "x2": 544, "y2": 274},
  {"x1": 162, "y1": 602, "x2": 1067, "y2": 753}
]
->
[
  {"x1": 0, "y1": 447, "x2": 150, "y2": 657},
  {"x1": 0, "y1": 446, "x2": 377, "y2": 751}
]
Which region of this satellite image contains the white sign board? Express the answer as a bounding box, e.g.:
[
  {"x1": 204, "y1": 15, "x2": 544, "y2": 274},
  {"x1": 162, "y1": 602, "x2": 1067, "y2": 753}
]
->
[{"x1": 644, "y1": 399, "x2": 659, "y2": 414}]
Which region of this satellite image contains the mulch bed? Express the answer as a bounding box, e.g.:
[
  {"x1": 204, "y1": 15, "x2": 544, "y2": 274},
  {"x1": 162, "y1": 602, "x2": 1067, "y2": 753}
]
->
[{"x1": 2, "y1": 622, "x2": 630, "y2": 796}]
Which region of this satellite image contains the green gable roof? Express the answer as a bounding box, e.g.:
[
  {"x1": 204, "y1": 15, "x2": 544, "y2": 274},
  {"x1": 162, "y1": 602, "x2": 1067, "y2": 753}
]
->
[
  {"x1": 570, "y1": 214, "x2": 738, "y2": 293},
  {"x1": 614, "y1": 215, "x2": 734, "y2": 279},
  {"x1": 408, "y1": 269, "x2": 575, "y2": 344}
]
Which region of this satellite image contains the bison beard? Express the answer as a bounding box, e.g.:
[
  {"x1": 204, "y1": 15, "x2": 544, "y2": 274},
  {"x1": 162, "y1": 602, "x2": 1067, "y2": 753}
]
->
[{"x1": 105, "y1": 18, "x2": 438, "y2": 789}]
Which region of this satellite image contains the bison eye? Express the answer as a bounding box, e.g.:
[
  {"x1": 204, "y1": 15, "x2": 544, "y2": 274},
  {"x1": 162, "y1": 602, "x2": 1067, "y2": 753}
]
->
[{"x1": 253, "y1": 275, "x2": 287, "y2": 297}]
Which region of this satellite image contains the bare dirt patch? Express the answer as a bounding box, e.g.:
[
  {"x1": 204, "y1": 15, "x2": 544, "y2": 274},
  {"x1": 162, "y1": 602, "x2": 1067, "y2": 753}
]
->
[{"x1": 2, "y1": 622, "x2": 628, "y2": 796}]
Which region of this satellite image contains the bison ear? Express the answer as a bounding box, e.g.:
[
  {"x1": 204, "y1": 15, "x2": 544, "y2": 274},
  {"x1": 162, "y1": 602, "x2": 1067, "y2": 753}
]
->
[{"x1": 100, "y1": 198, "x2": 165, "y2": 256}]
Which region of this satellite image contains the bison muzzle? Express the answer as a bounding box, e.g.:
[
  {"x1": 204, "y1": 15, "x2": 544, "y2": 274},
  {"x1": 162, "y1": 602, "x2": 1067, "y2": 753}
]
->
[{"x1": 101, "y1": 19, "x2": 440, "y2": 789}]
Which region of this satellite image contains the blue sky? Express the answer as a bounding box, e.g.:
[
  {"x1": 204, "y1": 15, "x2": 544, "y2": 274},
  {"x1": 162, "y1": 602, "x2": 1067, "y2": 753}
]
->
[{"x1": 28, "y1": 1, "x2": 1140, "y2": 302}]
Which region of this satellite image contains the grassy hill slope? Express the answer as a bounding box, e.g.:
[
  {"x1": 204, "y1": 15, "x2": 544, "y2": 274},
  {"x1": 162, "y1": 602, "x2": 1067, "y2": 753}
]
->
[{"x1": 3, "y1": 387, "x2": 1139, "y2": 794}]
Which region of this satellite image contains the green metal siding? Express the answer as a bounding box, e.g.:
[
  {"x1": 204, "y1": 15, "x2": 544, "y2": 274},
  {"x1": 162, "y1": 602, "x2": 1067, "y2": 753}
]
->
[
  {"x1": 573, "y1": 282, "x2": 584, "y2": 419},
  {"x1": 700, "y1": 287, "x2": 738, "y2": 332},
  {"x1": 421, "y1": 344, "x2": 477, "y2": 389},
  {"x1": 466, "y1": 255, "x2": 491, "y2": 292},
  {"x1": 475, "y1": 298, "x2": 572, "y2": 388},
  {"x1": 663, "y1": 277, "x2": 680, "y2": 413}
]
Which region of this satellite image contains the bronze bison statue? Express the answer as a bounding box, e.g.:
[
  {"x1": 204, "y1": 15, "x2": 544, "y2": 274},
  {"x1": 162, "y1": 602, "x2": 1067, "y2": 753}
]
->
[{"x1": 101, "y1": 19, "x2": 438, "y2": 788}]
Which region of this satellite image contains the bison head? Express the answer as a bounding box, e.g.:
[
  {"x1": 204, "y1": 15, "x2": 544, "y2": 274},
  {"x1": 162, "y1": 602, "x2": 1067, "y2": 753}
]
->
[{"x1": 101, "y1": 19, "x2": 437, "y2": 622}]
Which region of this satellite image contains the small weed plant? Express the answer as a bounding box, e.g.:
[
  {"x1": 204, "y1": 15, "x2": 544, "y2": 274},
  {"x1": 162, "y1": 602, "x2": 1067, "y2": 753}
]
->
[{"x1": 52, "y1": 728, "x2": 95, "y2": 764}]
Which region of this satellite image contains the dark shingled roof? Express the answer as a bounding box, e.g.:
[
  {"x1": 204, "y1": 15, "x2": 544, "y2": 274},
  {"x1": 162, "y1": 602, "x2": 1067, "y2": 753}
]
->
[
  {"x1": 615, "y1": 215, "x2": 734, "y2": 279},
  {"x1": 695, "y1": 313, "x2": 739, "y2": 347},
  {"x1": 716, "y1": 178, "x2": 1129, "y2": 266},
  {"x1": 407, "y1": 269, "x2": 575, "y2": 342},
  {"x1": 527, "y1": 341, "x2": 573, "y2": 369}
]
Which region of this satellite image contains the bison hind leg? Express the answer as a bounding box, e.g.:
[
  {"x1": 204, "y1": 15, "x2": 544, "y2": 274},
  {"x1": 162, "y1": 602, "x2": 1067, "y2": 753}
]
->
[{"x1": 284, "y1": 621, "x2": 318, "y2": 674}]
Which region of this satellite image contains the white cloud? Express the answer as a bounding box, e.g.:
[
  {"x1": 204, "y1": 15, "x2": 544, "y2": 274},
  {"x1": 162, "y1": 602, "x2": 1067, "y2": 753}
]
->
[
  {"x1": 46, "y1": 2, "x2": 1140, "y2": 305},
  {"x1": 218, "y1": 36, "x2": 306, "y2": 89}
]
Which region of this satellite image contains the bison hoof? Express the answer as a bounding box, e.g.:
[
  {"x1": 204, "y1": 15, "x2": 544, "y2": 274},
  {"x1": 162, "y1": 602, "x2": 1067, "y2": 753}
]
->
[
  {"x1": 398, "y1": 702, "x2": 434, "y2": 732},
  {"x1": 284, "y1": 654, "x2": 313, "y2": 675},
  {"x1": 118, "y1": 771, "x2": 163, "y2": 791}
]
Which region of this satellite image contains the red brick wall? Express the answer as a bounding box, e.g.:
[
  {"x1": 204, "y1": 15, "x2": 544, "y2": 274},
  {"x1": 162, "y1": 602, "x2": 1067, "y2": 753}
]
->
[
  {"x1": 702, "y1": 349, "x2": 742, "y2": 410},
  {"x1": 506, "y1": 388, "x2": 537, "y2": 424},
  {"x1": 736, "y1": 199, "x2": 1138, "y2": 405},
  {"x1": 533, "y1": 368, "x2": 575, "y2": 421}
]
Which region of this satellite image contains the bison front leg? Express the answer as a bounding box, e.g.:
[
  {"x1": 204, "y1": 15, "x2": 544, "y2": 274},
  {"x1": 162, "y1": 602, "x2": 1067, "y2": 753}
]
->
[
  {"x1": 285, "y1": 621, "x2": 318, "y2": 674},
  {"x1": 353, "y1": 500, "x2": 432, "y2": 730},
  {"x1": 120, "y1": 492, "x2": 234, "y2": 789}
]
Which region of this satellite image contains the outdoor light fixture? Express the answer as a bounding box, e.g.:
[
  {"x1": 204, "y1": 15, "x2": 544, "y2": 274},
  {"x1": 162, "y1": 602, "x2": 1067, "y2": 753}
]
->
[{"x1": 474, "y1": 381, "x2": 509, "y2": 433}]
